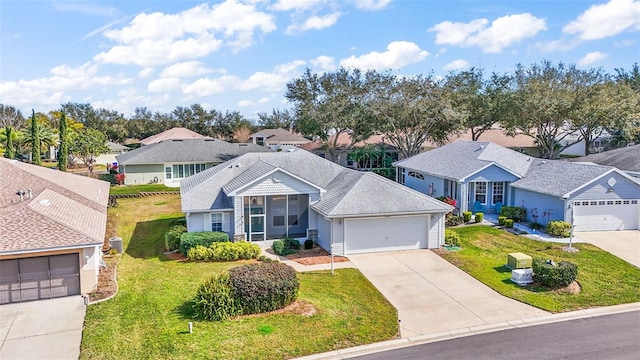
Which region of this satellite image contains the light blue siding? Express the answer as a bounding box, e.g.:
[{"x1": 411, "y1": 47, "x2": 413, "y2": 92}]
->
[
  {"x1": 464, "y1": 165, "x2": 520, "y2": 183},
  {"x1": 317, "y1": 215, "x2": 331, "y2": 252},
  {"x1": 403, "y1": 169, "x2": 445, "y2": 197},
  {"x1": 570, "y1": 172, "x2": 640, "y2": 201},
  {"x1": 512, "y1": 188, "x2": 566, "y2": 223}
]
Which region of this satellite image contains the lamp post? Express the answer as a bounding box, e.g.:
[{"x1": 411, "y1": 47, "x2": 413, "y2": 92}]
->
[{"x1": 569, "y1": 204, "x2": 575, "y2": 249}]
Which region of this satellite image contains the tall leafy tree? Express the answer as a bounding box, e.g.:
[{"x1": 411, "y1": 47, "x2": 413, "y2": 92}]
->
[
  {"x1": 0, "y1": 104, "x2": 25, "y2": 129},
  {"x1": 69, "y1": 128, "x2": 108, "y2": 166},
  {"x1": 30, "y1": 110, "x2": 41, "y2": 165},
  {"x1": 257, "y1": 109, "x2": 296, "y2": 130},
  {"x1": 58, "y1": 111, "x2": 69, "y2": 171},
  {"x1": 615, "y1": 63, "x2": 640, "y2": 93},
  {"x1": 1, "y1": 125, "x2": 18, "y2": 158}
]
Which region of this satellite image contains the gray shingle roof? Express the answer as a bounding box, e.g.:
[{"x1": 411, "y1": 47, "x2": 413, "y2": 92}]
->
[
  {"x1": 393, "y1": 141, "x2": 533, "y2": 180},
  {"x1": 0, "y1": 158, "x2": 109, "y2": 253},
  {"x1": 510, "y1": 159, "x2": 615, "y2": 197},
  {"x1": 117, "y1": 138, "x2": 271, "y2": 165},
  {"x1": 181, "y1": 149, "x2": 452, "y2": 216},
  {"x1": 568, "y1": 144, "x2": 640, "y2": 172}
]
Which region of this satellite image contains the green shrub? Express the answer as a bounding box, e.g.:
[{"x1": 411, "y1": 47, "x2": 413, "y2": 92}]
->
[
  {"x1": 444, "y1": 229, "x2": 460, "y2": 247},
  {"x1": 272, "y1": 240, "x2": 286, "y2": 256},
  {"x1": 445, "y1": 215, "x2": 464, "y2": 227},
  {"x1": 530, "y1": 222, "x2": 544, "y2": 230},
  {"x1": 228, "y1": 262, "x2": 299, "y2": 315},
  {"x1": 283, "y1": 237, "x2": 301, "y2": 250},
  {"x1": 547, "y1": 221, "x2": 571, "y2": 238},
  {"x1": 498, "y1": 216, "x2": 507, "y2": 225},
  {"x1": 462, "y1": 211, "x2": 472, "y2": 222},
  {"x1": 187, "y1": 242, "x2": 261, "y2": 261},
  {"x1": 179, "y1": 231, "x2": 229, "y2": 255},
  {"x1": 271, "y1": 238, "x2": 300, "y2": 256},
  {"x1": 505, "y1": 219, "x2": 514, "y2": 228},
  {"x1": 500, "y1": 206, "x2": 526, "y2": 221},
  {"x1": 532, "y1": 258, "x2": 578, "y2": 288},
  {"x1": 192, "y1": 272, "x2": 240, "y2": 321},
  {"x1": 164, "y1": 224, "x2": 187, "y2": 251},
  {"x1": 475, "y1": 212, "x2": 484, "y2": 223},
  {"x1": 304, "y1": 239, "x2": 314, "y2": 250}
]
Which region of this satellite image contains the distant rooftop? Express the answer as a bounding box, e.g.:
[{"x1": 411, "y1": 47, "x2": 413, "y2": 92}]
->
[{"x1": 140, "y1": 127, "x2": 212, "y2": 145}]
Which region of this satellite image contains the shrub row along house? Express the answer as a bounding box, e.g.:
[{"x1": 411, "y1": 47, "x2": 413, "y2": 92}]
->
[
  {"x1": 180, "y1": 149, "x2": 452, "y2": 255},
  {"x1": 0, "y1": 158, "x2": 109, "y2": 304},
  {"x1": 394, "y1": 141, "x2": 640, "y2": 232}
]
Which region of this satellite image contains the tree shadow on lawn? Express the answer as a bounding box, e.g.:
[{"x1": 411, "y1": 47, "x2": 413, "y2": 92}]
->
[{"x1": 126, "y1": 217, "x2": 183, "y2": 259}]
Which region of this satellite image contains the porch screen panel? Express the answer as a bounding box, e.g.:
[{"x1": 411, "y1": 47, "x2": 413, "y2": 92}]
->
[{"x1": 267, "y1": 196, "x2": 287, "y2": 239}]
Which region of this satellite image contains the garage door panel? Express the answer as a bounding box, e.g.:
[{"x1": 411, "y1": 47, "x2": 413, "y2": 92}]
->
[
  {"x1": 574, "y1": 200, "x2": 639, "y2": 232},
  {"x1": 0, "y1": 260, "x2": 19, "y2": 305},
  {"x1": 345, "y1": 216, "x2": 428, "y2": 254}
]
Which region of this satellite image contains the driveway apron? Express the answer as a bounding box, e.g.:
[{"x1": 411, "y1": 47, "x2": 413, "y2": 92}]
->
[
  {"x1": 0, "y1": 296, "x2": 86, "y2": 360},
  {"x1": 577, "y1": 231, "x2": 640, "y2": 268},
  {"x1": 349, "y1": 250, "x2": 548, "y2": 338}
]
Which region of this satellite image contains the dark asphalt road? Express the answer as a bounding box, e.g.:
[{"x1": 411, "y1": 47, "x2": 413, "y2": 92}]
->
[{"x1": 352, "y1": 311, "x2": 640, "y2": 360}]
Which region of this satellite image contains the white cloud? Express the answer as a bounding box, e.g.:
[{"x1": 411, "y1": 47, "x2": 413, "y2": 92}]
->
[
  {"x1": 272, "y1": 0, "x2": 324, "y2": 11},
  {"x1": 311, "y1": 55, "x2": 337, "y2": 71},
  {"x1": 258, "y1": 97, "x2": 271, "y2": 103},
  {"x1": 563, "y1": 0, "x2": 640, "y2": 40},
  {"x1": 340, "y1": 41, "x2": 429, "y2": 70},
  {"x1": 138, "y1": 68, "x2": 154, "y2": 78},
  {"x1": 94, "y1": 1, "x2": 276, "y2": 66},
  {"x1": 429, "y1": 13, "x2": 547, "y2": 53},
  {"x1": 443, "y1": 59, "x2": 470, "y2": 71},
  {"x1": 160, "y1": 61, "x2": 214, "y2": 78},
  {"x1": 237, "y1": 99, "x2": 254, "y2": 107},
  {"x1": 147, "y1": 77, "x2": 181, "y2": 92},
  {"x1": 351, "y1": 0, "x2": 393, "y2": 10},
  {"x1": 182, "y1": 75, "x2": 240, "y2": 96},
  {"x1": 578, "y1": 51, "x2": 609, "y2": 66},
  {"x1": 287, "y1": 12, "x2": 342, "y2": 34}
]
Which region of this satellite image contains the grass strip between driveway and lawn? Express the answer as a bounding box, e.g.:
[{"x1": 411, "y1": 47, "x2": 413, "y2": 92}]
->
[
  {"x1": 442, "y1": 226, "x2": 640, "y2": 313},
  {"x1": 80, "y1": 195, "x2": 398, "y2": 360},
  {"x1": 109, "y1": 184, "x2": 178, "y2": 195}
]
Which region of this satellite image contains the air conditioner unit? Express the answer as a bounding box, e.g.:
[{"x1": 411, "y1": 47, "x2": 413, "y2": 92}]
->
[{"x1": 511, "y1": 268, "x2": 533, "y2": 285}]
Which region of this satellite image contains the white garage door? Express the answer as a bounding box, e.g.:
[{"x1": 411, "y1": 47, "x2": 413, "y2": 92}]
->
[
  {"x1": 344, "y1": 215, "x2": 428, "y2": 254},
  {"x1": 573, "y1": 199, "x2": 639, "y2": 231}
]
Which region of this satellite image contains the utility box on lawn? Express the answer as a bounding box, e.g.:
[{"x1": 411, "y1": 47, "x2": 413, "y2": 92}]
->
[
  {"x1": 511, "y1": 268, "x2": 533, "y2": 285},
  {"x1": 507, "y1": 252, "x2": 532, "y2": 269}
]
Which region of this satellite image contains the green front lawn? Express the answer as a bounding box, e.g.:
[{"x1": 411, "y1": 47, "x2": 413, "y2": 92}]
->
[
  {"x1": 81, "y1": 195, "x2": 397, "y2": 360},
  {"x1": 442, "y1": 226, "x2": 640, "y2": 312},
  {"x1": 109, "y1": 183, "x2": 178, "y2": 195}
]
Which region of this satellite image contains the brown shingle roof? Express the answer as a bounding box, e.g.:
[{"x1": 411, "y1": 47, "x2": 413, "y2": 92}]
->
[
  {"x1": 249, "y1": 128, "x2": 310, "y2": 143},
  {"x1": 140, "y1": 127, "x2": 211, "y2": 145},
  {"x1": 0, "y1": 159, "x2": 110, "y2": 254}
]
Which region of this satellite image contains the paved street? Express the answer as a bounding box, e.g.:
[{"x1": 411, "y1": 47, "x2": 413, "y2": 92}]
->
[{"x1": 352, "y1": 310, "x2": 640, "y2": 360}]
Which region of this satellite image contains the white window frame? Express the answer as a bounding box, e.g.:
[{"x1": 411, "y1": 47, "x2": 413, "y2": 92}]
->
[
  {"x1": 475, "y1": 182, "x2": 487, "y2": 205},
  {"x1": 211, "y1": 213, "x2": 223, "y2": 232},
  {"x1": 492, "y1": 182, "x2": 504, "y2": 205}
]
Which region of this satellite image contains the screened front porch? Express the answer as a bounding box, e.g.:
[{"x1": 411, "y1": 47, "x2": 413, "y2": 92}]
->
[{"x1": 242, "y1": 194, "x2": 309, "y2": 241}]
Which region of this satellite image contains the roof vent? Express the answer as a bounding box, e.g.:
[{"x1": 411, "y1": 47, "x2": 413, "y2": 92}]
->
[
  {"x1": 541, "y1": 161, "x2": 546, "y2": 164},
  {"x1": 238, "y1": 144, "x2": 248, "y2": 146}
]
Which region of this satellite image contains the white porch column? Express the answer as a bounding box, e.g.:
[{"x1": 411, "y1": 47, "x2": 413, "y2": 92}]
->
[{"x1": 459, "y1": 181, "x2": 468, "y2": 213}]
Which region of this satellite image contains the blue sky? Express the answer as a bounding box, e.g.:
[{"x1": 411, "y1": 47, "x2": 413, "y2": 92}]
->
[{"x1": 1, "y1": 0, "x2": 639, "y2": 122}]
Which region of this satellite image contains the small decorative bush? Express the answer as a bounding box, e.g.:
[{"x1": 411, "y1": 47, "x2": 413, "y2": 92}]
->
[
  {"x1": 228, "y1": 262, "x2": 299, "y2": 315},
  {"x1": 304, "y1": 239, "x2": 314, "y2": 250},
  {"x1": 547, "y1": 221, "x2": 572, "y2": 238},
  {"x1": 179, "y1": 231, "x2": 229, "y2": 255},
  {"x1": 271, "y1": 237, "x2": 301, "y2": 256},
  {"x1": 498, "y1": 216, "x2": 507, "y2": 225},
  {"x1": 505, "y1": 219, "x2": 514, "y2": 228},
  {"x1": 187, "y1": 242, "x2": 261, "y2": 261},
  {"x1": 475, "y1": 212, "x2": 484, "y2": 223},
  {"x1": 114, "y1": 173, "x2": 125, "y2": 185},
  {"x1": 165, "y1": 224, "x2": 187, "y2": 251},
  {"x1": 530, "y1": 222, "x2": 544, "y2": 230},
  {"x1": 500, "y1": 206, "x2": 526, "y2": 222},
  {"x1": 192, "y1": 272, "x2": 239, "y2": 321},
  {"x1": 444, "y1": 229, "x2": 460, "y2": 247},
  {"x1": 462, "y1": 211, "x2": 472, "y2": 222},
  {"x1": 445, "y1": 215, "x2": 464, "y2": 227},
  {"x1": 532, "y1": 258, "x2": 578, "y2": 288}
]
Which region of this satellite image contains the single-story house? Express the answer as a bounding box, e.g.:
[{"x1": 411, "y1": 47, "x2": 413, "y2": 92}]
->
[
  {"x1": 568, "y1": 144, "x2": 640, "y2": 178},
  {"x1": 180, "y1": 149, "x2": 452, "y2": 255},
  {"x1": 248, "y1": 128, "x2": 311, "y2": 151},
  {"x1": 94, "y1": 141, "x2": 130, "y2": 165},
  {"x1": 0, "y1": 158, "x2": 109, "y2": 304},
  {"x1": 116, "y1": 138, "x2": 271, "y2": 186},
  {"x1": 394, "y1": 141, "x2": 640, "y2": 232},
  {"x1": 139, "y1": 127, "x2": 212, "y2": 146}
]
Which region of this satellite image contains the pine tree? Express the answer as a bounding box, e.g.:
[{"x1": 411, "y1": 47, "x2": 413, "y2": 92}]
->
[
  {"x1": 58, "y1": 112, "x2": 68, "y2": 171},
  {"x1": 31, "y1": 109, "x2": 41, "y2": 165}
]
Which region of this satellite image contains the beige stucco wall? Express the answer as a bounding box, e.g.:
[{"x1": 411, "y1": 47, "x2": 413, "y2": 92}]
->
[{"x1": 122, "y1": 164, "x2": 164, "y2": 185}]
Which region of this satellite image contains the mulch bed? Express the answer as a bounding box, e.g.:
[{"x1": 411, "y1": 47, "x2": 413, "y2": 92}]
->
[
  {"x1": 88, "y1": 257, "x2": 118, "y2": 302},
  {"x1": 285, "y1": 247, "x2": 350, "y2": 265}
]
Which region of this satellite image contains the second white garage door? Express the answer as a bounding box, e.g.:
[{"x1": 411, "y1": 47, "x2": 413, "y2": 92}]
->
[
  {"x1": 344, "y1": 215, "x2": 428, "y2": 254},
  {"x1": 573, "y1": 199, "x2": 639, "y2": 231}
]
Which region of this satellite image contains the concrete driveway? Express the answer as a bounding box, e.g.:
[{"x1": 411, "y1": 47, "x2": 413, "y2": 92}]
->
[
  {"x1": 0, "y1": 296, "x2": 86, "y2": 360},
  {"x1": 349, "y1": 250, "x2": 548, "y2": 338},
  {"x1": 577, "y1": 231, "x2": 640, "y2": 268}
]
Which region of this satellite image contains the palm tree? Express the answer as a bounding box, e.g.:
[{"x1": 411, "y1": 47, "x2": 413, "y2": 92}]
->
[{"x1": 20, "y1": 120, "x2": 58, "y2": 161}]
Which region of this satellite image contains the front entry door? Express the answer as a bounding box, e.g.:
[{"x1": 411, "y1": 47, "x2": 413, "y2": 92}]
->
[{"x1": 245, "y1": 196, "x2": 266, "y2": 241}]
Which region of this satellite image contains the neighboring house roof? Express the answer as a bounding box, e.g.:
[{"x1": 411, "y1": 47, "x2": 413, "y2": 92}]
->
[
  {"x1": 249, "y1": 128, "x2": 310, "y2": 143},
  {"x1": 116, "y1": 138, "x2": 271, "y2": 165},
  {"x1": 181, "y1": 150, "x2": 451, "y2": 216},
  {"x1": 139, "y1": 127, "x2": 211, "y2": 145},
  {"x1": 568, "y1": 144, "x2": 640, "y2": 173},
  {"x1": 0, "y1": 158, "x2": 110, "y2": 254},
  {"x1": 107, "y1": 141, "x2": 129, "y2": 152},
  {"x1": 394, "y1": 141, "x2": 533, "y2": 181},
  {"x1": 298, "y1": 133, "x2": 396, "y2": 151}
]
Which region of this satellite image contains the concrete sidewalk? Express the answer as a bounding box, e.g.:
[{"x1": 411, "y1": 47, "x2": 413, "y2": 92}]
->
[{"x1": 0, "y1": 296, "x2": 86, "y2": 360}]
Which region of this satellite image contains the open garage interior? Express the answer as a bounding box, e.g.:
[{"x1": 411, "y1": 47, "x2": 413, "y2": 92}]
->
[
  {"x1": 573, "y1": 199, "x2": 639, "y2": 231},
  {"x1": 0, "y1": 254, "x2": 80, "y2": 305}
]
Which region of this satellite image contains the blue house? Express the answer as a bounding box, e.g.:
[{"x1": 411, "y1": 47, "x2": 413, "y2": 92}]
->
[{"x1": 394, "y1": 141, "x2": 640, "y2": 232}]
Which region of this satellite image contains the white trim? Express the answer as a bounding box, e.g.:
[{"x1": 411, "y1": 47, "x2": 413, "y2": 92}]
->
[
  {"x1": 227, "y1": 167, "x2": 326, "y2": 196},
  {"x1": 461, "y1": 162, "x2": 523, "y2": 182},
  {"x1": 562, "y1": 168, "x2": 640, "y2": 198}
]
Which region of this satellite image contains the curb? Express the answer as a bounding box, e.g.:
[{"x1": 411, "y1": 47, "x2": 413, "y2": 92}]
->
[{"x1": 294, "y1": 302, "x2": 640, "y2": 360}]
